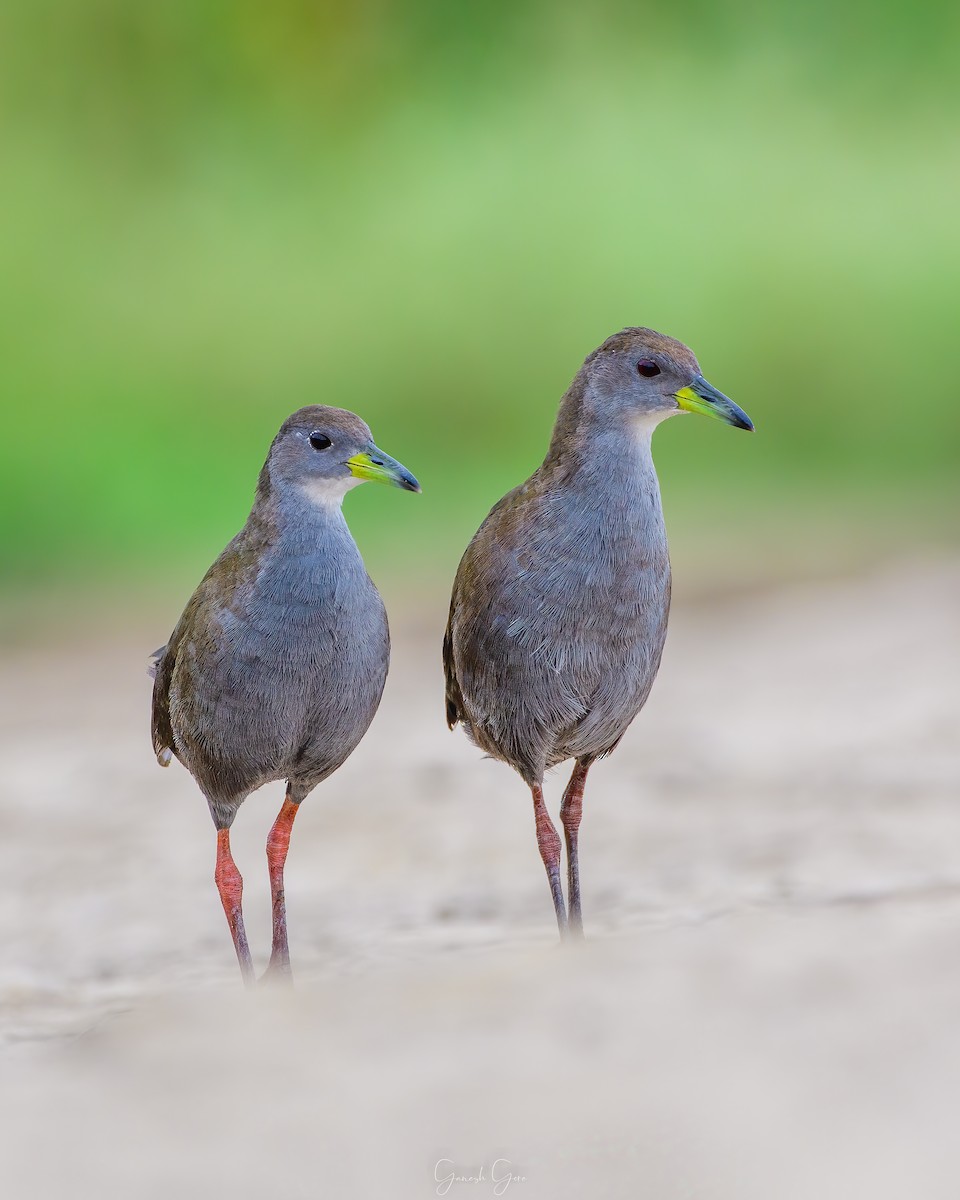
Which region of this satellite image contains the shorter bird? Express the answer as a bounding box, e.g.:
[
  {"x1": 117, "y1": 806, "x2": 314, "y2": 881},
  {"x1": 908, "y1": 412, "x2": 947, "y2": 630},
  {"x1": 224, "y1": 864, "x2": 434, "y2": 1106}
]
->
[
  {"x1": 151, "y1": 406, "x2": 419, "y2": 983},
  {"x1": 443, "y1": 328, "x2": 753, "y2": 938}
]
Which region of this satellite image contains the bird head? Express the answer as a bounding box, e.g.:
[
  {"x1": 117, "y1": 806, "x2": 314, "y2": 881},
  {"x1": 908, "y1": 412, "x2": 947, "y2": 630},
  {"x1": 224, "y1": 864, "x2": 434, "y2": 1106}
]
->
[
  {"x1": 582, "y1": 327, "x2": 753, "y2": 432},
  {"x1": 264, "y1": 405, "x2": 421, "y2": 505}
]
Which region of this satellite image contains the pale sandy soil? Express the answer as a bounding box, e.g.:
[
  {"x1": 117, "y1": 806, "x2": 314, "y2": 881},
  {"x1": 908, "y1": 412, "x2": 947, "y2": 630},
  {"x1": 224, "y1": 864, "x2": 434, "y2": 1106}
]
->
[{"x1": 0, "y1": 557, "x2": 957, "y2": 1198}]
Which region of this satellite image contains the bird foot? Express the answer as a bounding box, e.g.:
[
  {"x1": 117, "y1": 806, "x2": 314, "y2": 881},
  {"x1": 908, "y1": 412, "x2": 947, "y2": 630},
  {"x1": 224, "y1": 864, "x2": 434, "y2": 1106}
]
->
[{"x1": 259, "y1": 959, "x2": 294, "y2": 986}]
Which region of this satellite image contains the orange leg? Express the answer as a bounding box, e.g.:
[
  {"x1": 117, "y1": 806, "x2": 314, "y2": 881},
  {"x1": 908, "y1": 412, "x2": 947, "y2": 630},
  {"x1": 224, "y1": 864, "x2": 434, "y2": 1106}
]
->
[
  {"x1": 532, "y1": 782, "x2": 566, "y2": 937},
  {"x1": 262, "y1": 791, "x2": 300, "y2": 981},
  {"x1": 215, "y1": 828, "x2": 254, "y2": 986},
  {"x1": 560, "y1": 759, "x2": 591, "y2": 939}
]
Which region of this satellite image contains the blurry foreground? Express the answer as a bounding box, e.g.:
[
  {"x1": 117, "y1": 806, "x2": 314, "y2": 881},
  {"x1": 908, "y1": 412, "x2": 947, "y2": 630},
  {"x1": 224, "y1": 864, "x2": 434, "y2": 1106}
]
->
[{"x1": 1, "y1": 557, "x2": 958, "y2": 1197}]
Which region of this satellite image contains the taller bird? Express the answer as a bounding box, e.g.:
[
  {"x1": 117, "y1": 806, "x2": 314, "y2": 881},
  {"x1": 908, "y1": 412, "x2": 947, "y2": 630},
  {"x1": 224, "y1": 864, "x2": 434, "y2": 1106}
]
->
[
  {"x1": 443, "y1": 328, "x2": 753, "y2": 938},
  {"x1": 151, "y1": 406, "x2": 419, "y2": 983}
]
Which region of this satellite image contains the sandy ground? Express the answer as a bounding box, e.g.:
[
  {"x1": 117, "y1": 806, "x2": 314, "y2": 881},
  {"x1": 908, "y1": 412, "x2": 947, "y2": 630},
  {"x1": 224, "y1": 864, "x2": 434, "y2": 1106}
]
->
[{"x1": 0, "y1": 556, "x2": 958, "y2": 1198}]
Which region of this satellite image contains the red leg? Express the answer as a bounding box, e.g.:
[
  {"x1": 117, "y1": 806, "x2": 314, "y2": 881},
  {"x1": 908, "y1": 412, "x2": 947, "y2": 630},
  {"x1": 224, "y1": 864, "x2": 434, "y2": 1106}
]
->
[
  {"x1": 560, "y1": 759, "x2": 591, "y2": 939},
  {"x1": 262, "y1": 791, "x2": 300, "y2": 982},
  {"x1": 532, "y1": 783, "x2": 567, "y2": 937},
  {"x1": 215, "y1": 828, "x2": 254, "y2": 986}
]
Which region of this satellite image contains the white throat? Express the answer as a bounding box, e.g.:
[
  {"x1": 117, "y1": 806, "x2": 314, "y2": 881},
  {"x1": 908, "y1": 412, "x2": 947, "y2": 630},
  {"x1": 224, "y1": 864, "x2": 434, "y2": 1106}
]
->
[
  {"x1": 298, "y1": 476, "x2": 362, "y2": 509},
  {"x1": 627, "y1": 410, "x2": 675, "y2": 458}
]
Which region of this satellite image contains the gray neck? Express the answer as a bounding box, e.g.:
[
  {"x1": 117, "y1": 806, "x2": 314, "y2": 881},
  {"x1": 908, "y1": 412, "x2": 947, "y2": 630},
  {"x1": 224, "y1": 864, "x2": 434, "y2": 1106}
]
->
[
  {"x1": 227, "y1": 473, "x2": 376, "y2": 640},
  {"x1": 542, "y1": 411, "x2": 667, "y2": 542},
  {"x1": 272, "y1": 486, "x2": 359, "y2": 554},
  {"x1": 248, "y1": 483, "x2": 368, "y2": 598}
]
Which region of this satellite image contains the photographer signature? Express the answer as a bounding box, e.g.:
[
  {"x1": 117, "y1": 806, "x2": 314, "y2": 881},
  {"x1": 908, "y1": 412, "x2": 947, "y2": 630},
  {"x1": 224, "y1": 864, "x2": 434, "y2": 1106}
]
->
[{"x1": 434, "y1": 1159, "x2": 527, "y2": 1196}]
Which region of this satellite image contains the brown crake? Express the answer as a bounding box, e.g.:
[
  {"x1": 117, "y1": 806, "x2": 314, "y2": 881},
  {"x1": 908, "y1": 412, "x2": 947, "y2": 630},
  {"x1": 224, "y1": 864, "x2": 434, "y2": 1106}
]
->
[
  {"x1": 151, "y1": 406, "x2": 419, "y2": 983},
  {"x1": 443, "y1": 328, "x2": 753, "y2": 937}
]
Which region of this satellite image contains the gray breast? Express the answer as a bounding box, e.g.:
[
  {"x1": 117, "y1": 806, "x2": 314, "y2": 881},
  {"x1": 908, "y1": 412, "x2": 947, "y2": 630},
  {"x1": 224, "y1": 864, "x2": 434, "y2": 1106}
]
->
[
  {"x1": 513, "y1": 490, "x2": 671, "y2": 766},
  {"x1": 169, "y1": 538, "x2": 389, "y2": 810},
  {"x1": 448, "y1": 456, "x2": 672, "y2": 781}
]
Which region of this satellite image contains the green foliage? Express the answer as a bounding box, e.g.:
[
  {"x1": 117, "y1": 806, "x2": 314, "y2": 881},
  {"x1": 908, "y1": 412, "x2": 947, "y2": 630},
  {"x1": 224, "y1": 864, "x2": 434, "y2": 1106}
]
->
[{"x1": 1, "y1": 2, "x2": 957, "y2": 588}]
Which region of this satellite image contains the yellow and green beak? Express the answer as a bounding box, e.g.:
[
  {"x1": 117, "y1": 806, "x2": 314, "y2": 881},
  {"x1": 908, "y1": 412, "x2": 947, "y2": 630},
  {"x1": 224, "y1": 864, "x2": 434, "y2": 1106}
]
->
[
  {"x1": 675, "y1": 376, "x2": 754, "y2": 431},
  {"x1": 347, "y1": 444, "x2": 421, "y2": 492}
]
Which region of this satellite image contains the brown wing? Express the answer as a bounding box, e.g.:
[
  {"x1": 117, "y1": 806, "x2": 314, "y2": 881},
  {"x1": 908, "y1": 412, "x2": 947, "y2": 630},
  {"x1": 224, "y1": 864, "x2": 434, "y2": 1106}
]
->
[
  {"x1": 148, "y1": 528, "x2": 255, "y2": 769},
  {"x1": 442, "y1": 596, "x2": 465, "y2": 730},
  {"x1": 150, "y1": 635, "x2": 179, "y2": 767},
  {"x1": 441, "y1": 479, "x2": 536, "y2": 733}
]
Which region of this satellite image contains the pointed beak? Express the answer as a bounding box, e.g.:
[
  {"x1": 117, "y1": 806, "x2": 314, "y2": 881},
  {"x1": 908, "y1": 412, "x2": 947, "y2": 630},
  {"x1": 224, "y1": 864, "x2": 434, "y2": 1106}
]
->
[
  {"x1": 346, "y1": 444, "x2": 421, "y2": 492},
  {"x1": 675, "y1": 376, "x2": 754, "y2": 431}
]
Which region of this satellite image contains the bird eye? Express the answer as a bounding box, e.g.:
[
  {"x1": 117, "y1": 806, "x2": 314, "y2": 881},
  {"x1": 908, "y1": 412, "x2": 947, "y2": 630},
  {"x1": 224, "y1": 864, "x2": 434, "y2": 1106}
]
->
[
  {"x1": 637, "y1": 360, "x2": 661, "y2": 378},
  {"x1": 309, "y1": 432, "x2": 332, "y2": 450}
]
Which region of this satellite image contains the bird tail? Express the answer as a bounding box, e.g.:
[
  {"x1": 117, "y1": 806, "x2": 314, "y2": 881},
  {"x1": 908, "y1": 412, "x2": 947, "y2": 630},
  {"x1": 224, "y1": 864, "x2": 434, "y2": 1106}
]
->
[{"x1": 147, "y1": 645, "x2": 166, "y2": 680}]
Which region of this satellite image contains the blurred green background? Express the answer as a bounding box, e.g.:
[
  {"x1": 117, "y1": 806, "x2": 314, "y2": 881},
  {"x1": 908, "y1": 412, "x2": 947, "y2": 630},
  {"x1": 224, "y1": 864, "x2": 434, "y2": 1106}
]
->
[{"x1": 2, "y1": 0, "x2": 958, "y2": 622}]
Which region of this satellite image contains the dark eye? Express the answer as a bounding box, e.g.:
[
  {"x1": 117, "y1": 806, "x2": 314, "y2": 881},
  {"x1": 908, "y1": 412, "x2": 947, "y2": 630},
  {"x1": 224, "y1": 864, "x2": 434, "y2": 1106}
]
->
[
  {"x1": 309, "y1": 432, "x2": 332, "y2": 450},
  {"x1": 637, "y1": 359, "x2": 661, "y2": 378}
]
